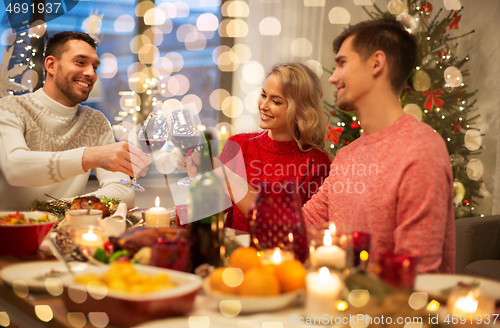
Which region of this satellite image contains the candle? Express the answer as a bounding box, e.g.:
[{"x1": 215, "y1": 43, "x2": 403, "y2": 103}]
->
[
  {"x1": 74, "y1": 226, "x2": 104, "y2": 252},
  {"x1": 305, "y1": 267, "x2": 343, "y2": 317},
  {"x1": 145, "y1": 197, "x2": 171, "y2": 227},
  {"x1": 261, "y1": 248, "x2": 295, "y2": 265},
  {"x1": 310, "y1": 228, "x2": 346, "y2": 269}
]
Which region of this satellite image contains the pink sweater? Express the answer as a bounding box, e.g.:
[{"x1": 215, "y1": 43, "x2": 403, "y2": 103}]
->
[{"x1": 303, "y1": 114, "x2": 455, "y2": 274}]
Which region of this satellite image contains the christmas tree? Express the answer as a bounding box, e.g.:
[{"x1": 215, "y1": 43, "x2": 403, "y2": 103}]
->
[{"x1": 324, "y1": 0, "x2": 483, "y2": 218}]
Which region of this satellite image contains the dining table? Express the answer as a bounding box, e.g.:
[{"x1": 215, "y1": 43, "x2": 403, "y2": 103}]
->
[{"x1": 2, "y1": 239, "x2": 500, "y2": 328}]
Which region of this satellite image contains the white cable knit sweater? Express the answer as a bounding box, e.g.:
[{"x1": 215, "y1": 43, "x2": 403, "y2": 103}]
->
[{"x1": 0, "y1": 89, "x2": 134, "y2": 210}]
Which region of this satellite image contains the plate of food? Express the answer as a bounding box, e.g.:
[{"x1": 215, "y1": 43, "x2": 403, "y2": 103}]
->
[
  {"x1": 0, "y1": 261, "x2": 89, "y2": 292},
  {"x1": 202, "y1": 246, "x2": 305, "y2": 314},
  {"x1": 60, "y1": 262, "x2": 202, "y2": 327},
  {"x1": 414, "y1": 274, "x2": 500, "y2": 301}
]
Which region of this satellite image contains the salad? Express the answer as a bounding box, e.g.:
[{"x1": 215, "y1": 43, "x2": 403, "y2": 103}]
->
[{"x1": 0, "y1": 212, "x2": 51, "y2": 225}]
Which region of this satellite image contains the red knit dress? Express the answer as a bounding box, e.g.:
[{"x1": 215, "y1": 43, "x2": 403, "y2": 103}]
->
[{"x1": 218, "y1": 132, "x2": 331, "y2": 232}]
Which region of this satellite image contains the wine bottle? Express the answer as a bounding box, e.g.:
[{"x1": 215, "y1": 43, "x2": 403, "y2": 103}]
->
[{"x1": 187, "y1": 133, "x2": 226, "y2": 271}]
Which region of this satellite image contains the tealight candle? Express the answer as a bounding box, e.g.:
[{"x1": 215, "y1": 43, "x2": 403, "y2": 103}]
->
[
  {"x1": 305, "y1": 267, "x2": 343, "y2": 317},
  {"x1": 145, "y1": 196, "x2": 170, "y2": 227},
  {"x1": 310, "y1": 225, "x2": 346, "y2": 269},
  {"x1": 261, "y1": 247, "x2": 295, "y2": 265},
  {"x1": 74, "y1": 226, "x2": 104, "y2": 253}
]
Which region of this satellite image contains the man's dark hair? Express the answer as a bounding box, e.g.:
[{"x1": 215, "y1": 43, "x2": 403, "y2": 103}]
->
[
  {"x1": 44, "y1": 31, "x2": 97, "y2": 61},
  {"x1": 333, "y1": 18, "x2": 417, "y2": 94}
]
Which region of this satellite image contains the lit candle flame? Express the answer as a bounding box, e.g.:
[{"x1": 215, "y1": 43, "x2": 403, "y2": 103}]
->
[
  {"x1": 319, "y1": 267, "x2": 331, "y2": 283},
  {"x1": 82, "y1": 228, "x2": 98, "y2": 242},
  {"x1": 155, "y1": 196, "x2": 160, "y2": 207},
  {"x1": 323, "y1": 230, "x2": 333, "y2": 246},
  {"x1": 272, "y1": 248, "x2": 281, "y2": 264},
  {"x1": 453, "y1": 291, "x2": 478, "y2": 314}
]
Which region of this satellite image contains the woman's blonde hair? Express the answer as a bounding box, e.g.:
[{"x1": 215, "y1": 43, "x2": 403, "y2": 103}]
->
[{"x1": 269, "y1": 62, "x2": 329, "y2": 153}]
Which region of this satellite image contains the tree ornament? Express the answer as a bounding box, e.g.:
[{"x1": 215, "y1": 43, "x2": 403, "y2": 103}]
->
[
  {"x1": 467, "y1": 159, "x2": 484, "y2": 181},
  {"x1": 422, "y1": 88, "x2": 444, "y2": 110},
  {"x1": 419, "y1": 2, "x2": 433, "y2": 22},
  {"x1": 326, "y1": 126, "x2": 343, "y2": 145},
  {"x1": 449, "y1": 12, "x2": 462, "y2": 30},
  {"x1": 444, "y1": 66, "x2": 463, "y2": 87},
  {"x1": 462, "y1": 197, "x2": 471, "y2": 207},
  {"x1": 451, "y1": 118, "x2": 461, "y2": 132},
  {"x1": 350, "y1": 121, "x2": 360, "y2": 129},
  {"x1": 397, "y1": 13, "x2": 417, "y2": 32},
  {"x1": 411, "y1": 70, "x2": 431, "y2": 91},
  {"x1": 387, "y1": 0, "x2": 408, "y2": 15},
  {"x1": 450, "y1": 153, "x2": 465, "y2": 166},
  {"x1": 464, "y1": 129, "x2": 482, "y2": 151},
  {"x1": 453, "y1": 180, "x2": 465, "y2": 206}
]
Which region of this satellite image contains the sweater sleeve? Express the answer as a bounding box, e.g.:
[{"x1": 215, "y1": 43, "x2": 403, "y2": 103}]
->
[
  {"x1": 394, "y1": 143, "x2": 455, "y2": 274},
  {"x1": 0, "y1": 108, "x2": 86, "y2": 187},
  {"x1": 302, "y1": 171, "x2": 331, "y2": 229}
]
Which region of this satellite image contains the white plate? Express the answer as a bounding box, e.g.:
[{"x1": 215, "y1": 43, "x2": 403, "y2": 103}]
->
[
  {"x1": 0, "y1": 261, "x2": 89, "y2": 292},
  {"x1": 415, "y1": 274, "x2": 500, "y2": 300},
  {"x1": 202, "y1": 278, "x2": 303, "y2": 313}
]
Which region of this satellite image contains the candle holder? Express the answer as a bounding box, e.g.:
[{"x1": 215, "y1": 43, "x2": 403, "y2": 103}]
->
[
  {"x1": 65, "y1": 209, "x2": 102, "y2": 227},
  {"x1": 305, "y1": 266, "x2": 344, "y2": 319},
  {"x1": 374, "y1": 252, "x2": 417, "y2": 290},
  {"x1": 352, "y1": 231, "x2": 371, "y2": 270},
  {"x1": 308, "y1": 222, "x2": 352, "y2": 271},
  {"x1": 73, "y1": 225, "x2": 105, "y2": 255}
]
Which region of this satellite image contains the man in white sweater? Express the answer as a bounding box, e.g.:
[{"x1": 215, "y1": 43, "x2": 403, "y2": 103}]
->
[{"x1": 0, "y1": 31, "x2": 150, "y2": 210}]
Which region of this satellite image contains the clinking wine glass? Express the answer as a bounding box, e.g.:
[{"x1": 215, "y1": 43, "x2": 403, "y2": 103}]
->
[
  {"x1": 168, "y1": 108, "x2": 200, "y2": 186},
  {"x1": 120, "y1": 111, "x2": 169, "y2": 191}
]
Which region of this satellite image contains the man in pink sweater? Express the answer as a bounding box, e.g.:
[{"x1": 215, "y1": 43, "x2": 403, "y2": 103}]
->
[{"x1": 302, "y1": 19, "x2": 455, "y2": 274}]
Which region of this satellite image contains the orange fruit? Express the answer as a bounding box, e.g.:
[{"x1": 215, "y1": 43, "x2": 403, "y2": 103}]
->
[
  {"x1": 209, "y1": 267, "x2": 238, "y2": 294},
  {"x1": 229, "y1": 247, "x2": 262, "y2": 272},
  {"x1": 238, "y1": 266, "x2": 280, "y2": 296},
  {"x1": 275, "y1": 259, "x2": 306, "y2": 292}
]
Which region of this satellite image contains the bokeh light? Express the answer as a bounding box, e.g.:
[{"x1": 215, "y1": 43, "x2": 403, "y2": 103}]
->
[
  {"x1": 409, "y1": 292, "x2": 428, "y2": 310},
  {"x1": 114, "y1": 15, "x2": 135, "y2": 32},
  {"x1": 120, "y1": 93, "x2": 141, "y2": 111},
  {"x1": 242, "y1": 61, "x2": 265, "y2": 84},
  {"x1": 130, "y1": 34, "x2": 152, "y2": 54},
  {"x1": 354, "y1": 0, "x2": 375, "y2": 4},
  {"x1": 174, "y1": 1, "x2": 190, "y2": 17},
  {"x1": 67, "y1": 312, "x2": 87, "y2": 328},
  {"x1": 222, "y1": 96, "x2": 244, "y2": 118},
  {"x1": 224, "y1": 19, "x2": 249, "y2": 38},
  {"x1": 166, "y1": 52, "x2": 184, "y2": 72},
  {"x1": 144, "y1": 27, "x2": 164, "y2": 46},
  {"x1": 197, "y1": 13, "x2": 219, "y2": 31},
  {"x1": 259, "y1": 17, "x2": 281, "y2": 35},
  {"x1": 144, "y1": 7, "x2": 166, "y2": 25},
  {"x1": 304, "y1": 0, "x2": 325, "y2": 6},
  {"x1": 154, "y1": 57, "x2": 174, "y2": 77},
  {"x1": 403, "y1": 103, "x2": 423, "y2": 121},
  {"x1": 348, "y1": 289, "x2": 370, "y2": 308},
  {"x1": 231, "y1": 44, "x2": 251, "y2": 64},
  {"x1": 158, "y1": 2, "x2": 177, "y2": 19},
  {"x1": 305, "y1": 59, "x2": 323, "y2": 78},
  {"x1": 88, "y1": 312, "x2": 109, "y2": 328},
  {"x1": 135, "y1": 1, "x2": 154, "y2": 17},
  {"x1": 0, "y1": 28, "x2": 16, "y2": 46},
  {"x1": 29, "y1": 20, "x2": 46, "y2": 36},
  {"x1": 182, "y1": 94, "x2": 203, "y2": 114},
  {"x1": 0, "y1": 312, "x2": 9, "y2": 327},
  {"x1": 35, "y1": 305, "x2": 53, "y2": 322},
  {"x1": 291, "y1": 38, "x2": 313, "y2": 57},
  {"x1": 210, "y1": 89, "x2": 231, "y2": 111},
  {"x1": 21, "y1": 69, "x2": 39, "y2": 90},
  {"x1": 233, "y1": 114, "x2": 258, "y2": 132},
  {"x1": 222, "y1": 0, "x2": 250, "y2": 17},
  {"x1": 168, "y1": 74, "x2": 190, "y2": 96},
  {"x1": 162, "y1": 98, "x2": 183, "y2": 111},
  {"x1": 388, "y1": 0, "x2": 408, "y2": 15},
  {"x1": 138, "y1": 44, "x2": 160, "y2": 64},
  {"x1": 244, "y1": 89, "x2": 261, "y2": 113},
  {"x1": 215, "y1": 122, "x2": 235, "y2": 139},
  {"x1": 444, "y1": 0, "x2": 462, "y2": 10},
  {"x1": 329, "y1": 6, "x2": 351, "y2": 24},
  {"x1": 98, "y1": 53, "x2": 118, "y2": 79},
  {"x1": 219, "y1": 300, "x2": 241, "y2": 318}
]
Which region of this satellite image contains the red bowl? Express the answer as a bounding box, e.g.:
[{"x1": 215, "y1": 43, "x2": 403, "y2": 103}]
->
[
  {"x1": 61, "y1": 264, "x2": 202, "y2": 327},
  {"x1": 0, "y1": 211, "x2": 58, "y2": 256}
]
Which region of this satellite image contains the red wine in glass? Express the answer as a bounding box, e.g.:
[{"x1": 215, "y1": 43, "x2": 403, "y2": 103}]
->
[
  {"x1": 171, "y1": 134, "x2": 200, "y2": 154},
  {"x1": 138, "y1": 138, "x2": 167, "y2": 155}
]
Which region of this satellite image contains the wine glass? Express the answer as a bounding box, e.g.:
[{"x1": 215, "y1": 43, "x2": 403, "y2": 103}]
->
[
  {"x1": 120, "y1": 111, "x2": 169, "y2": 191},
  {"x1": 168, "y1": 108, "x2": 200, "y2": 186}
]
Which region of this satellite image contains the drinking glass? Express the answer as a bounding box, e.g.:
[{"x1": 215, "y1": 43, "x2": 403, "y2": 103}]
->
[
  {"x1": 248, "y1": 180, "x2": 309, "y2": 263},
  {"x1": 120, "y1": 111, "x2": 169, "y2": 191},
  {"x1": 168, "y1": 108, "x2": 200, "y2": 186}
]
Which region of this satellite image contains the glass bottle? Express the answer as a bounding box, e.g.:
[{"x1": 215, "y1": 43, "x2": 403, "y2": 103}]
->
[{"x1": 187, "y1": 133, "x2": 226, "y2": 271}]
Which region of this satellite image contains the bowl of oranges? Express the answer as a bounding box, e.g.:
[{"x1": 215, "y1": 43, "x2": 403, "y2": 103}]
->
[{"x1": 203, "y1": 246, "x2": 306, "y2": 313}]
